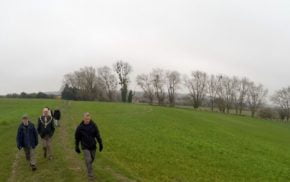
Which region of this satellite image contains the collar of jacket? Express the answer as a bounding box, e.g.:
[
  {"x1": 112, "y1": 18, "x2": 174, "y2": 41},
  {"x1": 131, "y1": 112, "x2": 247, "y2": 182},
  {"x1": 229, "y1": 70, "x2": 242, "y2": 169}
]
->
[
  {"x1": 40, "y1": 116, "x2": 53, "y2": 128},
  {"x1": 21, "y1": 121, "x2": 33, "y2": 128},
  {"x1": 81, "y1": 120, "x2": 95, "y2": 126}
]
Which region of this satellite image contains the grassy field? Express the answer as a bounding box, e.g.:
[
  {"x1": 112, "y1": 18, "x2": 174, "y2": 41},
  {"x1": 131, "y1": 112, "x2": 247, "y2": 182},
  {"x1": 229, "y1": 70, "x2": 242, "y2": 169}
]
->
[{"x1": 1, "y1": 99, "x2": 290, "y2": 181}]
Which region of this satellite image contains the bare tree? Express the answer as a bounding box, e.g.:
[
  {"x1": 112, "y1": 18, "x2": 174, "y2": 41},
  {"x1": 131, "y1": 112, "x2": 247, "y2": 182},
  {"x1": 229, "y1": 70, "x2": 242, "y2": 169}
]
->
[
  {"x1": 215, "y1": 76, "x2": 249, "y2": 114},
  {"x1": 235, "y1": 77, "x2": 250, "y2": 115},
  {"x1": 97, "y1": 66, "x2": 118, "y2": 101},
  {"x1": 207, "y1": 75, "x2": 218, "y2": 111},
  {"x1": 216, "y1": 75, "x2": 226, "y2": 113},
  {"x1": 247, "y1": 82, "x2": 268, "y2": 117},
  {"x1": 214, "y1": 75, "x2": 234, "y2": 113},
  {"x1": 166, "y1": 70, "x2": 181, "y2": 107},
  {"x1": 184, "y1": 71, "x2": 208, "y2": 109},
  {"x1": 136, "y1": 74, "x2": 155, "y2": 104},
  {"x1": 63, "y1": 66, "x2": 99, "y2": 100},
  {"x1": 215, "y1": 75, "x2": 237, "y2": 113},
  {"x1": 113, "y1": 61, "x2": 132, "y2": 102},
  {"x1": 271, "y1": 87, "x2": 290, "y2": 121},
  {"x1": 230, "y1": 76, "x2": 241, "y2": 114},
  {"x1": 151, "y1": 68, "x2": 166, "y2": 105},
  {"x1": 64, "y1": 73, "x2": 76, "y2": 88},
  {"x1": 223, "y1": 76, "x2": 236, "y2": 114}
]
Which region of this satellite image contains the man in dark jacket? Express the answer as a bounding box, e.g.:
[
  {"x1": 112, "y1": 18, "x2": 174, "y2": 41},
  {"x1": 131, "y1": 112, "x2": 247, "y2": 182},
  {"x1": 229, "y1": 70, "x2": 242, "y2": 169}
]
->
[
  {"x1": 17, "y1": 114, "x2": 38, "y2": 171},
  {"x1": 53, "y1": 109, "x2": 61, "y2": 127},
  {"x1": 75, "y1": 112, "x2": 103, "y2": 179},
  {"x1": 37, "y1": 107, "x2": 55, "y2": 160}
]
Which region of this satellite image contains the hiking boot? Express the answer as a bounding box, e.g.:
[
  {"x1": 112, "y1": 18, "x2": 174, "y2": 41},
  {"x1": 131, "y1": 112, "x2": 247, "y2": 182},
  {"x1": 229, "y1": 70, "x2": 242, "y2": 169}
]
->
[
  {"x1": 31, "y1": 165, "x2": 37, "y2": 171},
  {"x1": 88, "y1": 176, "x2": 95, "y2": 182},
  {"x1": 43, "y1": 148, "x2": 47, "y2": 158}
]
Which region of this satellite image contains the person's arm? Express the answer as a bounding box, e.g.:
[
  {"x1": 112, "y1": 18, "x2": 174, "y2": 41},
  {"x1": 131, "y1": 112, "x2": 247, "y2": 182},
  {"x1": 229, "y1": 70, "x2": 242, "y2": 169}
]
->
[
  {"x1": 75, "y1": 126, "x2": 81, "y2": 153},
  {"x1": 94, "y1": 124, "x2": 103, "y2": 152},
  {"x1": 37, "y1": 118, "x2": 41, "y2": 134},
  {"x1": 50, "y1": 118, "x2": 55, "y2": 137},
  {"x1": 33, "y1": 124, "x2": 38, "y2": 147},
  {"x1": 16, "y1": 125, "x2": 22, "y2": 150}
]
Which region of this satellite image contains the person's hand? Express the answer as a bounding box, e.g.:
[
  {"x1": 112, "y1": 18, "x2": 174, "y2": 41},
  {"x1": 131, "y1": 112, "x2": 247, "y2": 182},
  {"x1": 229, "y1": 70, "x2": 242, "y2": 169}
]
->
[
  {"x1": 75, "y1": 146, "x2": 81, "y2": 154},
  {"x1": 17, "y1": 146, "x2": 22, "y2": 150},
  {"x1": 99, "y1": 143, "x2": 103, "y2": 152}
]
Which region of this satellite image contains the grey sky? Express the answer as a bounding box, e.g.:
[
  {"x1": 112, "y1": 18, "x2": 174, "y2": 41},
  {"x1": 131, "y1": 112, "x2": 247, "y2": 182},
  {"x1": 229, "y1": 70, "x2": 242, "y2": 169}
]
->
[{"x1": 0, "y1": 0, "x2": 290, "y2": 95}]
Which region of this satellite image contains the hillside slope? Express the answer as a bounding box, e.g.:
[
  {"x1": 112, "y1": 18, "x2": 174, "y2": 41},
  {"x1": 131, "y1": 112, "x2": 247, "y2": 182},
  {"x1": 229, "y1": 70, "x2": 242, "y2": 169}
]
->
[{"x1": 1, "y1": 99, "x2": 290, "y2": 181}]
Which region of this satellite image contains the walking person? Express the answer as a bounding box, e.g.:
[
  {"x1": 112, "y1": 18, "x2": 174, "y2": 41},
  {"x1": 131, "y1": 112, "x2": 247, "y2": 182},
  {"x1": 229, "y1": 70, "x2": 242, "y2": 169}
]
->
[
  {"x1": 16, "y1": 114, "x2": 38, "y2": 171},
  {"x1": 53, "y1": 108, "x2": 61, "y2": 127},
  {"x1": 75, "y1": 112, "x2": 103, "y2": 180},
  {"x1": 37, "y1": 108, "x2": 55, "y2": 160}
]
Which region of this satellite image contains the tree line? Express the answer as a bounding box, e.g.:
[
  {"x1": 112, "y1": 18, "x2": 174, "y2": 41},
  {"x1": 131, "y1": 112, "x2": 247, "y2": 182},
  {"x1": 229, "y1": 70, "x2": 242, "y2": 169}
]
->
[
  {"x1": 5, "y1": 92, "x2": 55, "y2": 99},
  {"x1": 4, "y1": 60, "x2": 286, "y2": 121},
  {"x1": 271, "y1": 87, "x2": 290, "y2": 121},
  {"x1": 137, "y1": 69, "x2": 269, "y2": 117},
  {"x1": 136, "y1": 69, "x2": 290, "y2": 121},
  {"x1": 60, "y1": 61, "x2": 272, "y2": 118}
]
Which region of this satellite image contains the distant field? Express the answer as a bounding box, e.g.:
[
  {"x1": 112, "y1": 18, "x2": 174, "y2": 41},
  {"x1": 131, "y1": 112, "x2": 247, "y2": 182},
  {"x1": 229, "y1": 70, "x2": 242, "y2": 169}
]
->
[{"x1": 1, "y1": 99, "x2": 290, "y2": 181}]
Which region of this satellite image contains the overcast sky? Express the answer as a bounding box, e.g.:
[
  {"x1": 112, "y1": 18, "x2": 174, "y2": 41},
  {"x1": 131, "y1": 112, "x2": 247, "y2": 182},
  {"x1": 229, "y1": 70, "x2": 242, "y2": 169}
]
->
[{"x1": 0, "y1": 0, "x2": 290, "y2": 95}]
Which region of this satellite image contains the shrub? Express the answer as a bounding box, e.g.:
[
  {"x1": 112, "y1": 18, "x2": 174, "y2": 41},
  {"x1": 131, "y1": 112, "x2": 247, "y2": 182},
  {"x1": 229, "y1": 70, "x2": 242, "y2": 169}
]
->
[{"x1": 258, "y1": 107, "x2": 276, "y2": 120}]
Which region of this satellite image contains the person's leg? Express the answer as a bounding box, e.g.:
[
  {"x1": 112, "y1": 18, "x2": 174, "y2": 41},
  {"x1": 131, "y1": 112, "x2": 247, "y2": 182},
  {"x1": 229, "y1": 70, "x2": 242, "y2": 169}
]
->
[
  {"x1": 90, "y1": 150, "x2": 96, "y2": 163},
  {"x1": 29, "y1": 148, "x2": 37, "y2": 171},
  {"x1": 47, "y1": 137, "x2": 52, "y2": 159},
  {"x1": 42, "y1": 138, "x2": 47, "y2": 158},
  {"x1": 24, "y1": 148, "x2": 30, "y2": 161},
  {"x1": 29, "y1": 148, "x2": 36, "y2": 166},
  {"x1": 83, "y1": 150, "x2": 94, "y2": 177},
  {"x1": 54, "y1": 120, "x2": 58, "y2": 127}
]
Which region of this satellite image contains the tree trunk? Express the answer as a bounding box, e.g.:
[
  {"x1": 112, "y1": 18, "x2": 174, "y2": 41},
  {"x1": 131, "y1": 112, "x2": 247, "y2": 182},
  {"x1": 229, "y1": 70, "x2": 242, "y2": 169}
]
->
[
  {"x1": 121, "y1": 87, "x2": 128, "y2": 102},
  {"x1": 235, "y1": 107, "x2": 238, "y2": 115},
  {"x1": 251, "y1": 110, "x2": 255, "y2": 117},
  {"x1": 211, "y1": 101, "x2": 214, "y2": 112},
  {"x1": 226, "y1": 106, "x2": 230, "y2": 114}
]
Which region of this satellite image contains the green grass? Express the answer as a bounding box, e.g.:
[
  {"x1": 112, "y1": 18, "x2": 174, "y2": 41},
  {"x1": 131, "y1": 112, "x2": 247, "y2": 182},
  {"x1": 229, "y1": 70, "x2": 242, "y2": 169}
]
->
[{"x1": 1, "y1": 99, "x2": 290, "y2": 181}]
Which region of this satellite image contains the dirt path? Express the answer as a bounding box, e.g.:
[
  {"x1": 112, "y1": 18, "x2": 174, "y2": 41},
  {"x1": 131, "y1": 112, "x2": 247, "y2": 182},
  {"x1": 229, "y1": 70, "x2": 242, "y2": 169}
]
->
[
  {"x1": 7, "y1": 151, "x2": 21, "y2": 182},
  {"x1": 58, "y1": 101, "x2": 88, "y2": 180}
]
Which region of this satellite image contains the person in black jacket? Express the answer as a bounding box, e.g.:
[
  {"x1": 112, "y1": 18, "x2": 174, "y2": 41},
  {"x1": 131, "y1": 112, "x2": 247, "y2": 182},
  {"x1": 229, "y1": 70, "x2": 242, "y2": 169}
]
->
[
  {"x1": 37, "y1": 107, "x2": 55, "y2": 160},
  {"x1": 53, "y1": 109, "x2": 61, "y2": 127},
  {"x1": 16, "y1": 114, "x2": 38, "y2": 171},
  {"x1": 75, "y1": 112, "x2": 103, "y2": 179}
]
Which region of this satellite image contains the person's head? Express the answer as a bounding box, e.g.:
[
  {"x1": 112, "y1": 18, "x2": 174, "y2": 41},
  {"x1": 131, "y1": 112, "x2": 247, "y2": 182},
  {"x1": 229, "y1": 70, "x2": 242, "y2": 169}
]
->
[
  {"x1": 83, "y1": 112, "x2": 91, "y2": 125},
  {"x1": 43, "y1": 108, "x2": 49, "y2": 117},
  {"x1": 22, "y1": 114, "x2": 29, "y2": 125}
]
